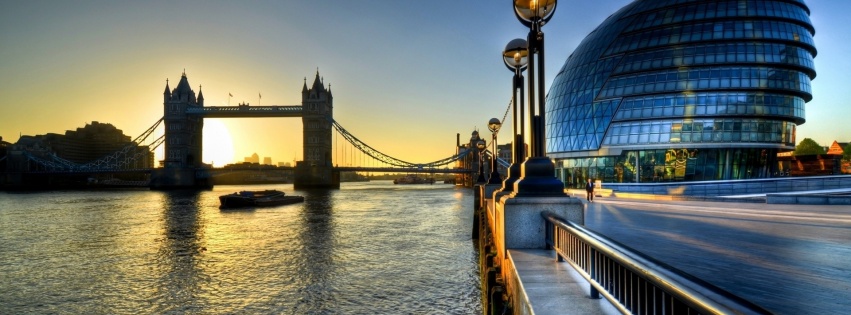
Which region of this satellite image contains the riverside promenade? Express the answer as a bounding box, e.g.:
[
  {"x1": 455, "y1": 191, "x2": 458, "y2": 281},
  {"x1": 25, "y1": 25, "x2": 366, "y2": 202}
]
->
[
  {"x1": 476, "y1": 184, "x2": 778, "y2": 314},
  {"x1": 510, "y1": 188, "x2": 851, "y2": 314},
  {"x1": 475, "y1": 183, "x2": 617, "y2": 315},
  {"x1": 501, "y1": 248, "x2": 619, "y2": 315}
]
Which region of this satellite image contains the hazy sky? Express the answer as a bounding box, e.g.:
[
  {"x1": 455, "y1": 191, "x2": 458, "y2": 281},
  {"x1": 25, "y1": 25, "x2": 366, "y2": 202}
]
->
[{"x1": 1, "y1": 1, "x2": 848, "y2": 166}]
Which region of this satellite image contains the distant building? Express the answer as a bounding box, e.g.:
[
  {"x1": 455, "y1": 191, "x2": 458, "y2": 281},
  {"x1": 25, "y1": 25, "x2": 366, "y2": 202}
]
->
[
  {"x1": 244, "y1": 153, "x2": 259, "y2": 164},
  {"x1": 277, "y1": 162, "x2": 292, "y2": 167},
  {"x1": 454, "y1": 130, "x2": 487, "y2": 187},
  {"x1": 0, "y1": 136, "x2": 10, "y2": 172},
  {"x1": 827, "y1": 141, "x2": 848, "y2": 155},
  {"x1": 9, "y1": 122, "x2": 153, "y2": 169},
  {"x1": 778, "y1": 153, "x2": 842, "y2": 176},
  {"x1": 827, "y1": 141, "x2": 850, "y2": 174},
  {"x1": 263, "y1": 157, "x2": 272, "y2": 165}
]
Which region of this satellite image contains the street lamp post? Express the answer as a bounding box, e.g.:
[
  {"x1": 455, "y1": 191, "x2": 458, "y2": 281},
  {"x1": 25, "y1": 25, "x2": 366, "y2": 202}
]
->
[
  {"x1": 487, "y1": 118, "x2": 502, "y2": 184},
  {"x1": 498, "y1": 38, "x2": 528, "y2": 194},
  {"x1": 512, "y1": 0, "x2": 565, "y2": 196},
  {"x1": 476, "y1": 139, "x2": 487, "y2": 184}
]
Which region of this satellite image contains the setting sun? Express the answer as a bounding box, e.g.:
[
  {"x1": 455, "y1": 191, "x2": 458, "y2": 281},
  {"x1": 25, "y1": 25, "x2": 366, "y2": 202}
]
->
[{"x1": 203, "y1": 119, "x2": 234, "y2": 167}]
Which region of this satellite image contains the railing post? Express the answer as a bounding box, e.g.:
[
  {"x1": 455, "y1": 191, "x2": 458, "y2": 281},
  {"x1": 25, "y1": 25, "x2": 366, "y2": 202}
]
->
[
  {"x1": 590, "y1": 285, "x2": 601, "y2": 300},
  {"x1": 590, "y1": 248, "x2": 600, "y2": 299}
]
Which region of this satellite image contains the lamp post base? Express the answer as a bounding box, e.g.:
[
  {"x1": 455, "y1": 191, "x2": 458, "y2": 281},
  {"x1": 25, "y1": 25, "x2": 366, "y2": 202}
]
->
[
  {"x1": 477, "y1": 166, "x2": 487, "y2": 184},
  {"x1": 487, "y1": 170, "x2": 502, "y2": 185},
  {"x1": 511, "y1": 157, "x2": 566, "y2": 197},
  {"x1": 493, "y1": 162, "x2": 521, "y2": 202},
  {"x1": 496, "y1": 162, "x2": 521, "y2": 194}
]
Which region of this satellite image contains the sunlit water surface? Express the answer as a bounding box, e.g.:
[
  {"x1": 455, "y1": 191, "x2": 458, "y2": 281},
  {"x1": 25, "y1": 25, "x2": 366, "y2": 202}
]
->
[{"x1": 0, "y1": 181, "x2": 481, "y2": 314}]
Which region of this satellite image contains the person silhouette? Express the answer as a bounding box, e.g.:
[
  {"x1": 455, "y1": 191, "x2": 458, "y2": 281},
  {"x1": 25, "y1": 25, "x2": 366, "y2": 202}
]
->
[{"x1": 585, "y1": 178, "x2": 595, "y2": 202}]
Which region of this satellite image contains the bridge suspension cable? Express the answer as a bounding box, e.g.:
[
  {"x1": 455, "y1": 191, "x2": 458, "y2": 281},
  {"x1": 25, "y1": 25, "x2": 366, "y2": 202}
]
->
[
  {"x1": 485, "y1": 150, "x2": 511, "y2": 169},
  {"x1": 500, "y1": 98, "x2": 512, "y2": 131},
  {"x1": 330, "y1": 119, "x2": 471, "y2": 169},
  {"x1": 134, "y1": 117, "x2": 163, "y2": 143}
]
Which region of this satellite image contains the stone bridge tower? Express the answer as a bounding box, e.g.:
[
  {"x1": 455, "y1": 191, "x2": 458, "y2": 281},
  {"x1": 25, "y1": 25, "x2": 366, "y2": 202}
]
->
[
  {"x1": 295, "y1": 70, "x2": 339, "y2": 188},
  {"x1": 150, "y1": 72, "x2": 210, "y2": 189},
  {"x1": 162, "y1": 72, "x2": 204, "y2": 168}
]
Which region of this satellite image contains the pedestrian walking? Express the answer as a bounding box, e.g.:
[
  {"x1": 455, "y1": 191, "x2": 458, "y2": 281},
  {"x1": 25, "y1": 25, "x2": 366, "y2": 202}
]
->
[{"x1": 585, "y1": 178, "x2": 595, "y2": 202}]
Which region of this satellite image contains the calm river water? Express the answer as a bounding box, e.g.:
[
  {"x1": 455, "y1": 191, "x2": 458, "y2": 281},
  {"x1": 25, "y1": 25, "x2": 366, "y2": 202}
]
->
[{"x1": 0, "y1": 181, "x2": 481, "y2": 314}]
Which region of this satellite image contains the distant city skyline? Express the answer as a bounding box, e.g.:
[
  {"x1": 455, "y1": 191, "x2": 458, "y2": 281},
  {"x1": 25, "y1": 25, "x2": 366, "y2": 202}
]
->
[{"x1": 2, "y1": 1, "x2": 849, "y2": 166}]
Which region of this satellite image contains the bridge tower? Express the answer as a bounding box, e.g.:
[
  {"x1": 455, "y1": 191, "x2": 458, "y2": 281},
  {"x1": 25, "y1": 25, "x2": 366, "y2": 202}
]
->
[
  {"x1": 295, "y1": 70, "x2": 340, "y2": 188},
  {"x1": 150, "y1": 72, "x2": 211, "y2": 189}
]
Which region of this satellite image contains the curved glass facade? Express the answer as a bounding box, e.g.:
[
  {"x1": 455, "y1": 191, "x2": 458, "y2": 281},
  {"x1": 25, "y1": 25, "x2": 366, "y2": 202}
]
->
[{"x1": 545, "y1": 0, "x2": 815, "y2": 187}]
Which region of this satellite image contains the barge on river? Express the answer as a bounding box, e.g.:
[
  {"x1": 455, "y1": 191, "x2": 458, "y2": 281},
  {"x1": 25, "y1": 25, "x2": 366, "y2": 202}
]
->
[
  {"x1": 393, "y1": 175, "x2": 435, "y2": 184},
  {"x1": 219, "y1": 190, "x2": 304, "y2": 208}
]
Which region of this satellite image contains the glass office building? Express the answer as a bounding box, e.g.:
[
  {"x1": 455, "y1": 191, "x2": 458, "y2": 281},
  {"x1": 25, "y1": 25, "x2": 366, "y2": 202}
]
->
[{"x1": 546, "y1": 0, "x2": 815, "y2": 188}]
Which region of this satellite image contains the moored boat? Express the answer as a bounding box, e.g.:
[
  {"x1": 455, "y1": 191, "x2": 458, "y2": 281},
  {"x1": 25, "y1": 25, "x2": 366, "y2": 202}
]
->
[
  {"x1": 393, "y1": 174, "x2": 435, "y2": 184},
  {"x1": 219, "y1": 190, "x2": 304, "y2": 208}
]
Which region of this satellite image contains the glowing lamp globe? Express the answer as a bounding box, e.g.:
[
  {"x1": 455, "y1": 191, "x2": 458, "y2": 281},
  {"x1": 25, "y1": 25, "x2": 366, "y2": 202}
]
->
[
  {"x1": 503, "y1": 38, "x2": 528, "y2": 71},
  {"x1": 488, "y1": 118, "x2": 502, "y2": 133},
  {"x1": 514, "y1": 0, "x2": 557, "y2": 25}
]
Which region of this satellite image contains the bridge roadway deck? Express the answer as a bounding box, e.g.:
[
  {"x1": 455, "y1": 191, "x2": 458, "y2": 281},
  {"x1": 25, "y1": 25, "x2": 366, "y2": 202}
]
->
[{"x1": 27, "y1": 166, "x2": 471, "y2": 176}]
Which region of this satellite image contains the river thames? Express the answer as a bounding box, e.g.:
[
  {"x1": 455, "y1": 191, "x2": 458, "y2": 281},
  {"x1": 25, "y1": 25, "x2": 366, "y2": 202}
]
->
[{"x1": 0, "y1": 181, "x2": 482, "y2": 314}]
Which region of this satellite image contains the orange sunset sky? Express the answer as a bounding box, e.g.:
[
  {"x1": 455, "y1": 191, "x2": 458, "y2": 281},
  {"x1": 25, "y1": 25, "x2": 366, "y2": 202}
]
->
[{"x1": 2, "y1": 1, "x2": 849, "y2": 167}]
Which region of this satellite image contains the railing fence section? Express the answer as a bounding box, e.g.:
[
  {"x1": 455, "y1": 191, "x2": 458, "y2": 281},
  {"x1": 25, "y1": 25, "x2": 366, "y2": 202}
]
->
[{"x1": 543, "y1": 212, "x2": 772, "y2": 315}]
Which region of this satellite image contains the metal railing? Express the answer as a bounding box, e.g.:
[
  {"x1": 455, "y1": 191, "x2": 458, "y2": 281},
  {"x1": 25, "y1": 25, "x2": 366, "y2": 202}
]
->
[{"x1": 543, "y1": 212, "x2": 772, "y2": 315}]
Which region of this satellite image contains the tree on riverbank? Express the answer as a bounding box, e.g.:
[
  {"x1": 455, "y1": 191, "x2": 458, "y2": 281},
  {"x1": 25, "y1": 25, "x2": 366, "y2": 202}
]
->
[{"x1": 794, "y1": 138, "x2": 826, "y2": 155}]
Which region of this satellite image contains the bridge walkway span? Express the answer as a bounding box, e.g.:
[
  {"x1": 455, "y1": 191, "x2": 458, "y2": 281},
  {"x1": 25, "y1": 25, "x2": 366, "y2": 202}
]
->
[
  {"x1": 333, "y1": 167, "x2": 472, "y2": 174},
  {"x1": 185, "y1": 105, "x2": 303, "y2": 118}
]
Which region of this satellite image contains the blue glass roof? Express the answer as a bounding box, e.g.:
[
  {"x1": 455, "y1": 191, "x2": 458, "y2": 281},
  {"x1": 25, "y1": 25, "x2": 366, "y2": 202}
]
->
[{"x1": 546, "y1": 0, "x2": 815, "y2": 154}]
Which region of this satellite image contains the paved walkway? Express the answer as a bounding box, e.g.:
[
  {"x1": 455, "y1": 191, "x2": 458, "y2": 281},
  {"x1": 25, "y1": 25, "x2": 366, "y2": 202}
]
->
[
  {"x1": 719, "y1": 187, "x2": 851, "y2": 198},
  {"x1": 580, "y1": 197, "x2": 851, "y2": 314},
  {"x1": 508, "y1": 249, "x2": 619, "y2": 315},
  {"x1": 509, "y1": 189, "x2": 851, "y2": 314}
]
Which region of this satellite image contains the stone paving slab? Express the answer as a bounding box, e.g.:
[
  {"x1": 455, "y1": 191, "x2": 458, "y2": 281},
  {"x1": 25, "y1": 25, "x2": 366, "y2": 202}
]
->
[{"x1": 507, "y1": 249, "x2": 620, "y2": 315}]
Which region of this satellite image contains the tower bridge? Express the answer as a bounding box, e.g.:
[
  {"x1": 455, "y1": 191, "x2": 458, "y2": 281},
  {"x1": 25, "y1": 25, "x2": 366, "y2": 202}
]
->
[
  {"x1": 151, "y1": 70, "x2": 486, "y2": 189},
  {"x1": 152, "y1": 70, "x2": 340, "y2": 189},
  {"x1": 3, "y1": 70, "x2": 486, "y2": 189}
]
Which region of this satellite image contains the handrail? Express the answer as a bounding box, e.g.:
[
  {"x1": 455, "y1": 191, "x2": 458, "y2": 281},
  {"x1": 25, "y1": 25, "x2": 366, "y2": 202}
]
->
[{"x1": 542, "y1": 212, "x2": 772, "y2": 315}]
